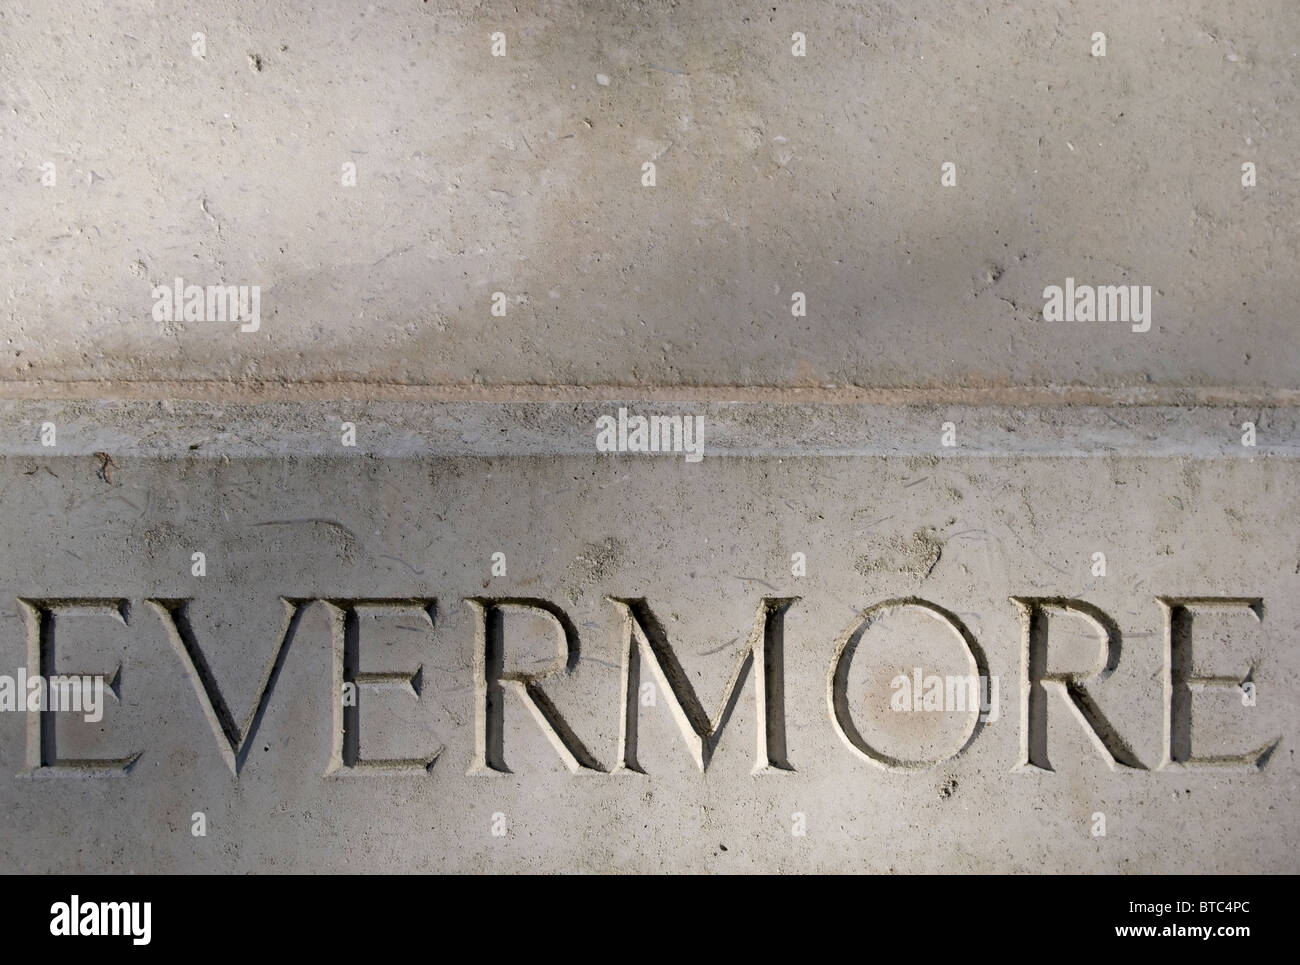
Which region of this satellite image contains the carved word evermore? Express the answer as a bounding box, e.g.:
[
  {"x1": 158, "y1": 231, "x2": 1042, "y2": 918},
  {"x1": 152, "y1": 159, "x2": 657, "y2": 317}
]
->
[{"x1": 12, "y1": 594, "x2": 1276, "y2": 778}]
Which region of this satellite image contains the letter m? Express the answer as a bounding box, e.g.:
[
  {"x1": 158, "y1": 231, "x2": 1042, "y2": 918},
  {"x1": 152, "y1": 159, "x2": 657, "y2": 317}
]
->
[
  {"x1": 206, "y1": 285, "x2": 239, "y2": 322},
  {"x1": 1097, "y1": 285, "x2": 1128, "y2": 321},
  {"x1": 101, "y1": 903, "x2": 129, "y2": 936},
  {"x1": 608, "y1": 596, "x2": 798, "y2": 774}
]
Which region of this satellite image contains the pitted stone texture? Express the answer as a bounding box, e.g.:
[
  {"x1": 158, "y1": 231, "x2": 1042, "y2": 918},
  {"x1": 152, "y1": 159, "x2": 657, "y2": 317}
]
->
[
  {"x1": 2, "y1": 0, "x2": 1297, "y2": 390},
  {"x1": 0, "y1": 452, "x2": 1293, "y2": 872}
]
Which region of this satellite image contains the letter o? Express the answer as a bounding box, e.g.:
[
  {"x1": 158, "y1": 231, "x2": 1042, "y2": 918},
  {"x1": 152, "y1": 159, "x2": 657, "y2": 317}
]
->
[{"x1": 826, "y1": 598, "x2": 990, "y2": 769}]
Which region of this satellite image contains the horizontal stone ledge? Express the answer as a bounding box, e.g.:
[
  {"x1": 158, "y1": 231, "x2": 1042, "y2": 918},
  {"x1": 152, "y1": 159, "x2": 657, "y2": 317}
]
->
[
  {"x1": 3, "y1": 381, "x2": 1299, "y2": 407},
  {"x1": 1, "y1": 400, "x2": 1295, "y2": 458}
]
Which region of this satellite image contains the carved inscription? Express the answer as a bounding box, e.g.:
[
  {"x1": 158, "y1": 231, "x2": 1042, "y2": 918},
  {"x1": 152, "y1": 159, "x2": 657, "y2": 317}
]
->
[{"x1": 9, "y1": 593, "x2": 1279, "y2": 778}]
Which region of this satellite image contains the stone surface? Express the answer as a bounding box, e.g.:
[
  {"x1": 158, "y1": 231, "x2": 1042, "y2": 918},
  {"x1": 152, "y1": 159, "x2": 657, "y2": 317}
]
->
[
  {"x1": 2, "y1": 0, "x2": 1297, "y2": 392},
  {"x1": 1, "y1": 0, "x2": 1296, "y2": 875},
  {"x1": 0, "y1": 404, "x2": 1294, "y2": 872}
]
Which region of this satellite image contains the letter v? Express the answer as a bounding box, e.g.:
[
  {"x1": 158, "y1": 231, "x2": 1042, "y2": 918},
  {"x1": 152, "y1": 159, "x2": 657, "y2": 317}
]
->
[{"x1": 147, "y1": 598, "x2": 308, "y2": 776}]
